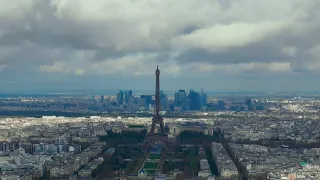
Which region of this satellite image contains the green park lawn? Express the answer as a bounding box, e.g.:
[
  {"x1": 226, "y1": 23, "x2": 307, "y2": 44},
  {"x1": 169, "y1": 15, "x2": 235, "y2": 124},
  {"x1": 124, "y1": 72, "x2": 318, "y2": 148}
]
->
[
  {"x1": 149, "y1": 153, "x2": 161, "y2": 160},
  {"x1": 143, "y1": 162, "x2": 158, "y2": 169},
  {"x1": 145, "y1": 170, "x2": 156, "y2": 175}
]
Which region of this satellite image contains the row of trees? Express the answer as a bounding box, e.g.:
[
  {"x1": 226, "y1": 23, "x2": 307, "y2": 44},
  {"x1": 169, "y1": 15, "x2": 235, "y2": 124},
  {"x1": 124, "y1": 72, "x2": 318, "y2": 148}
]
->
[
  {"x1": 178, "y1": 130, "x2": 221, "y2": 144},
  {"x1": 99, "y1": 129, "x2": 147, "y2": 144}
]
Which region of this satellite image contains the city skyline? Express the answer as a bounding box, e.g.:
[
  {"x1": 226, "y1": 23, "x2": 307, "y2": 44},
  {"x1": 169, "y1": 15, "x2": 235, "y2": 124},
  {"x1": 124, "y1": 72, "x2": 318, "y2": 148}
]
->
[{"x1": 1, "y1": 1, "x2": 320, "y2": 92}]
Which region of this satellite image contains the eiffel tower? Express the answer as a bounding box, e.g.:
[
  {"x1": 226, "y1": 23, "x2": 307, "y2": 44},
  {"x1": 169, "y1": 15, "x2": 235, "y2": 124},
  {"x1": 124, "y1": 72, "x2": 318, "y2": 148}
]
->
[
  {"x1": 149, "y1": 65, "x2": 165, "y2": 135},
  {"x1": 144, "y1": 65, "x2": 169, "y2": 151}
]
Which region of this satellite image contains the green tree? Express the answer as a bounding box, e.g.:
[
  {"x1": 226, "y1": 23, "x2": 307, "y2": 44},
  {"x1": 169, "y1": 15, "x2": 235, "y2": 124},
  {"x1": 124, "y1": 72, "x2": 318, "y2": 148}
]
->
[{"x1": 187, "y1": 148, "x2": 198, "y2": 177}]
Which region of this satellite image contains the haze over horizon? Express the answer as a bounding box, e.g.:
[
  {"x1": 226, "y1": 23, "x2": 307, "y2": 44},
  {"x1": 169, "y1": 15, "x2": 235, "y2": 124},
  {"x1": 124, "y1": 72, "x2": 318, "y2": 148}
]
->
[{"x1": 1, "y1": 0, "x2": 320, "y2": 93}]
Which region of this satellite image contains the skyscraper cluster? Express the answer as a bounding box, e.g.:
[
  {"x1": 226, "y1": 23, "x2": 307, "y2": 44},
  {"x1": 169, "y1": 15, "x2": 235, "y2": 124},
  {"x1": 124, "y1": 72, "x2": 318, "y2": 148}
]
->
[
  {"x1": 93, "y1": 88, "x2": 208, "y2": 112},
  {"x1": 117, "y1": 90, "x2": 133, "y2": 105},
  {"x1": 139, "y1": 91, "x2": 169, "y2": 111},
  {"x1": 173, "y1": 89, "x2": 207, "y2": 111}
]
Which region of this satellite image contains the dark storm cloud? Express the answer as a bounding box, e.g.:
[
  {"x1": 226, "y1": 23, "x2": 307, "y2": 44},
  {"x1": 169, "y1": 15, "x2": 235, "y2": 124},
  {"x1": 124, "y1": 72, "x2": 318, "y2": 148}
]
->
[{"x1": 1, "y1": 0, "x2": 320, "y2": 92}]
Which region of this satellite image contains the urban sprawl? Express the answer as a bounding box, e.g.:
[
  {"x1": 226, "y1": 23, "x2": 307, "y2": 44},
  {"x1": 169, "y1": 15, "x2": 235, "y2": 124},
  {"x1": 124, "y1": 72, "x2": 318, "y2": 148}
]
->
[{"x1": 1, "y1": 95, "x2": 320, "y2": 179}]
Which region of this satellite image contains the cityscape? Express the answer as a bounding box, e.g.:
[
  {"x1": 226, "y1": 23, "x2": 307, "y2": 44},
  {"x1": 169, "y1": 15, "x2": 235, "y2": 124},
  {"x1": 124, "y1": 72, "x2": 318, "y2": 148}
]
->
[
  {"x1": 2, "y1": 1, "x2": 320, "y2": 180},
  {"x1": 2, "y1": 65, "x2": 320, "y2": 180},
  {"x1": 0, "y1": 88, "x2": 266, "y2": 116}
]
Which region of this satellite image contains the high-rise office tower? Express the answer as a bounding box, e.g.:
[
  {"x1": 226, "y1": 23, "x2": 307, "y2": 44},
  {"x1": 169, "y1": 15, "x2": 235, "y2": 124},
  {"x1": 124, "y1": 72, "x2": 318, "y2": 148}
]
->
[
  {"x1": 174, "y1": 90, "x2": 188, "y2": 110},
  {"x1": 125, "y1": 90, "x2": 133, "y2": 104},
  {"x1": 245, "y1": 97, "x2": 252, "y2": 111},
  {"x1": 140, "y1": 95, "x2": 153, "y2": 110},
  {"x1": 100, "y1": 95, "x2": 104, "y2": 103},
  {"x1": 160, "y1": 90, "x2": 168, "y2": 110},
  {"x1": 117, "y1": 90, "x2": 124, "y2": 105},
  {"x1": 218, "y1": 100, "x2": 225, "y2": 111},
  {"x1": 91, "y1": 95, "x2": 95, "y2": 104},
  {"x1": 128, "y1": 90, "x2": 133, "y2": 98},
  {"x1": 188, "y1": 89, "x2": 201, "y2": 110},
  {"x1": 200, "y1": 88, "x2": 207, "y2": 109}
]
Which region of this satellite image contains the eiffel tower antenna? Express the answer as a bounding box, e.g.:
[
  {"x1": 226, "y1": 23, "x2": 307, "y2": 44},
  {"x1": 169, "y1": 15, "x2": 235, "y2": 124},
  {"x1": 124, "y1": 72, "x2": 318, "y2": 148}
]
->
[{"x1": 156, "y1": 58, "x2": 159, "y2": 68}]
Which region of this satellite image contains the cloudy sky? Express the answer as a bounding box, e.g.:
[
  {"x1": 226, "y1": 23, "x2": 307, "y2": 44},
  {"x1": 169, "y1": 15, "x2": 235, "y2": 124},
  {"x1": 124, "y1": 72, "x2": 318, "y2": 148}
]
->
[{"x1": 1, "y1": 0, "x2": 320, "y2": 93}]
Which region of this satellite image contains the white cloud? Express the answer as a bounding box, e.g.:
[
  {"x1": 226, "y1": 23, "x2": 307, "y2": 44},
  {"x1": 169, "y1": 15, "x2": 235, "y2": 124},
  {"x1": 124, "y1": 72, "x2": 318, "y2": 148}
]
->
[
  {"x1": 282, "y1": 46, "x2": 297, "y2": 57},
  {"x1": 0, "y1": 0, "x2": 37, "y2": 20},
  {"x1": 163, "y1": 66, "x2": 182, "y2": 76},
  {"x1": 74, "y1": 68, "x2": 84, "y2": 75},
  {"x1": 39, "y1": 61, "x2": 86, "y2": 75},
  {"x1": 91, "y1": 53, "x2": 157, "y2": 75},
  {"x1": 173, "y1": 21, "x2": 290, "y2": 51},
  {"x1": 39, "y1": 62, "x2": 67, "y2": 73}
]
